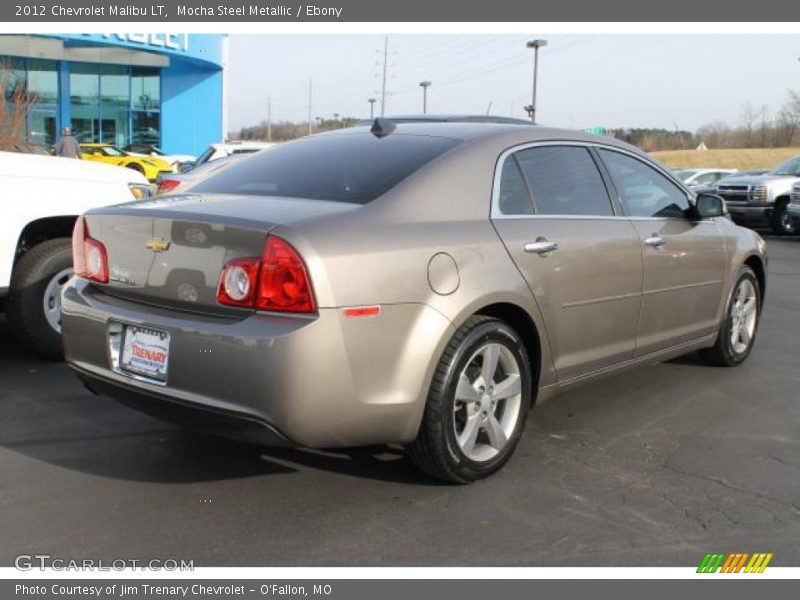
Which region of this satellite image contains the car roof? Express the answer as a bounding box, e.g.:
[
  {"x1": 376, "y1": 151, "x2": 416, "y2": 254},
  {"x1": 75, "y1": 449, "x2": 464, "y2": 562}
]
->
[
  {"x1": 323, "y1": 120, "x2": 642, "y2": 155},
  {"x1": 355, "y1": 114, "x2": 534, "y2": 126}
]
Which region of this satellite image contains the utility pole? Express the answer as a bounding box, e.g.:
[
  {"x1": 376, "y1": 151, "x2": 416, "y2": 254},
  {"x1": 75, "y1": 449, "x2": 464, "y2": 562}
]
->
[
  {"x1": 368, "y1": 97, "x2": 376, "y2": 119},
  {"x1": 380, "y1": 36, "x2": 388, "y2": 117},
  {"x1": 307, "y1": 79, "x2": 313, "y2": 136},
  {"x1": 267, "y1": 97, "x2": 272, "y2": 141},
  {"x1": 524, "y1": 39, "x2": 547, "y2": 124},
  {"x1": 419, "y1": 81, "x2": 431, "y2": 114}
]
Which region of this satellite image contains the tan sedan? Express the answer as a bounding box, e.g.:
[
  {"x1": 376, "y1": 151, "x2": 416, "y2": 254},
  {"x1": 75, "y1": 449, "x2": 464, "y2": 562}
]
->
[{"x1": 61, "y1": 120, "x2": 767, "y2": 482}]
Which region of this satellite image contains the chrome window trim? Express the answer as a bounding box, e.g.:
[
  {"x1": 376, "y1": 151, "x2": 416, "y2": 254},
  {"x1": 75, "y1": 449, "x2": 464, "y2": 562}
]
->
[{"x1": 490, "y1": 139, "x2": 695, "y2": 221}]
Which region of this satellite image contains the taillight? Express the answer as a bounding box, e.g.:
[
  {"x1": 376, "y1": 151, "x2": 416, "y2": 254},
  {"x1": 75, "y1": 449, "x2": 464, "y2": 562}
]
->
[
  {"x1": 157, "y1": 179, "x2": 181, "y2": 195},
  {"x1": 215, "y1": 235, "x2": 316, "y2": 313},
  {"x1": 216, "y1": 257, "x2": 260, "y2": 307},
  {"x1": 71, "y1": 217, "x2": 109, "y2": 283}
]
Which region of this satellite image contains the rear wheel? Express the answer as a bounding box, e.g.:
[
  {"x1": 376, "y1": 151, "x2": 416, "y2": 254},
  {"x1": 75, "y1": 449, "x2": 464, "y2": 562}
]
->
[
  {"x1": 700, "y1": 266, "x2": 761, "y2": 367},
  {"x1": 406, "y1": 316, "x2": 532, "y2": 483},
  {"x1": 6, "y1": 238, "x2": 73, "y2": 360}
]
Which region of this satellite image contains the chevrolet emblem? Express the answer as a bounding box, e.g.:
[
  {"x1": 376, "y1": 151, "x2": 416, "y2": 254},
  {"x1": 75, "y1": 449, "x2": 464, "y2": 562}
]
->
[{"x1": 145, "y1": 238, "x2": 171, "y2": 252}]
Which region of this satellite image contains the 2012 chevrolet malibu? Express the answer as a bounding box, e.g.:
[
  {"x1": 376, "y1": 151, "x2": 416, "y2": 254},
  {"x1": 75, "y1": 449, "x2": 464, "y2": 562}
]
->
[{"x1": 61, "y1": 120, "x2": 767, "y2": 483}]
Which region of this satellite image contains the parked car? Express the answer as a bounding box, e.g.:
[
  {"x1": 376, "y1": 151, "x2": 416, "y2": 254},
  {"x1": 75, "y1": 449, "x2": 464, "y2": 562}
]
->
[
  {"x1": 788, "y1": 181, "x2": 800, "y2": 229},
  {"x1": 0, "y1": 151, "x2": 152, "y2": 359},
  {"x1": 123, "y1": 144, "x2": 196, "y2": 171},
  {"x1": 61, "y1": 120, "x2": 767, "y2": 482},
  {"x1": 79, "y1": 143, "x2": 174, "y2": 181},
  {"x1": 715, "y1": 156, "x2": 800, "y2": 235},
  {"x1": 181, "y1": 141, "x2": 276, "y2": 172},
  {"x1": 155, "y1": 154, "x2": 247, "y2": 195},
  {"x1": 673, "y1": 168, "x2": 737, "y2": 189}
]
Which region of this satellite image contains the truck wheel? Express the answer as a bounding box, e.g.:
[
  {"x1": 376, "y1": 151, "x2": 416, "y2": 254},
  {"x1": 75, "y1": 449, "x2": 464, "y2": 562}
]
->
[
  {"x1": 406, "y1": 316, "x2": 532, "y2": 483},
  {"x1": 771, "y1": 202, "x2": 797, "y2": 235},
  {"x1": 6, "y1": 238, "x2": 73, "y2": 360}
]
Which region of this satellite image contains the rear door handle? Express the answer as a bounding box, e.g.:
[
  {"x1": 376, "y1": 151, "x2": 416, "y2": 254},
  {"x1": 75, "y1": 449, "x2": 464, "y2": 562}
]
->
[
  {"x1": 644, "y1": 234, "x2": 666, "y2": 248},
  {"x1": 524, "y1": 240, "x2": 559, "y2": 254}
]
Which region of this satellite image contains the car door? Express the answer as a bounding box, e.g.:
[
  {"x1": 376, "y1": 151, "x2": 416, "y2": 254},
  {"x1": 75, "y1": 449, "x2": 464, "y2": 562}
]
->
[
  {"x1": 491, "y1": 144, "x2": 644, "y2": 381},
  {"x1": 597, "y1": 148, "x2": 727, "y2": 355}
]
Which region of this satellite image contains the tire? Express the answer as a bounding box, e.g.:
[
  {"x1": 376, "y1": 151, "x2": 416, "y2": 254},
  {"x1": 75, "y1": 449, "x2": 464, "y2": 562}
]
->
[
  {"x1": 700, "y1": 266, "x2": 761, "y2": 367},
  {"x1": 6, "y1": 238, "x2": 74, "y2": 360},
  {"x1": 770, "y1": 202, "x2": 797, "y2": 236},
  {"x1": 406, "y1": 315, "x2": 533, "y2": 483}
]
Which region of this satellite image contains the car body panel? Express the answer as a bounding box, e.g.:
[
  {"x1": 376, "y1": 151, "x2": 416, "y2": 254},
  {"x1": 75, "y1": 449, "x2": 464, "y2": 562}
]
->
[
  {"x1": 80, "y1": 143, "x2": 174, "y2": 181},
  {"x1": 61, "y1": 123, "x2": 767, "y2": 448}
]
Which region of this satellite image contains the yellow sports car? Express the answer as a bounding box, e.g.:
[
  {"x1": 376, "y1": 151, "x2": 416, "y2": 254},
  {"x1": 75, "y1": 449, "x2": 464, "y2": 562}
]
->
[{"x1": 79, "y1": 143, "x2": 174, "y2": 181}]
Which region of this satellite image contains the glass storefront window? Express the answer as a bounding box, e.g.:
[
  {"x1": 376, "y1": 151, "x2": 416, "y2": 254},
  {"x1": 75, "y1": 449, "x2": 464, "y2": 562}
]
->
[
  {"x1": 100, "y1": 65, "x2": 130, "y2": 148},
  {"x1": 131, "y1": 111, "x2": 160, "y2": 146},
  {"x1": 27, "y1": 59, "x2": 57, "y2": 104},
  {"x1": 70, "y1": 63, "x2": 100, "y2": 143},
  {"x1": 131, "y1": 67, "x2": 160, "y2": 110}
]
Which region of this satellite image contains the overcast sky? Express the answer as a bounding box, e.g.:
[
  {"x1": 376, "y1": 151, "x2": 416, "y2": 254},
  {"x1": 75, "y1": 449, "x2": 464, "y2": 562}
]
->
[{"x1": 226, "y1": 34, "x2": 800, "y2": 132}]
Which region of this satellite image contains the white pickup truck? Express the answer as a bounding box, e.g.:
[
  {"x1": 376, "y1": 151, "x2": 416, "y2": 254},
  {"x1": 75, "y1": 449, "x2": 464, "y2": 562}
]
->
[{"x1": 0, "y1": 151, "x2": 151, "y2": 359}]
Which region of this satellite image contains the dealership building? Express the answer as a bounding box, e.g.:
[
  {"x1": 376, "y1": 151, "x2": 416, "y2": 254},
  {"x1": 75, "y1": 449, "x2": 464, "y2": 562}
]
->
[{"x1": 0, "y1": 34, "x2": 227, "y2": 156}]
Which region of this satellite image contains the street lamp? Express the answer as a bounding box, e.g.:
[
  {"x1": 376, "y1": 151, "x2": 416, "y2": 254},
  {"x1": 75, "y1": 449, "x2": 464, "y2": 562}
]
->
[
  {"x1": 419, "y1": 81, "x2": 432, "y2": 114},
  {"x1": 368, "y1": 98, "x2": 377, "y2": 119},
  {"x1": 524, "y1": 39, "x2": 547, "y2": 124}
]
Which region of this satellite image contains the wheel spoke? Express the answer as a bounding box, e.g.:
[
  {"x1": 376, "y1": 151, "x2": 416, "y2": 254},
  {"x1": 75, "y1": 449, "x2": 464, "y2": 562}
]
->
[
  {"x1": 458, "y1": 414, "x2": 481, "y2": 454},
  {"x1": 484, "y1": 415, "x2": 507, "y2": 450},
  {"x1": 492, "y1": 373, "x2": 521, "y2": 400},
  {"x1": 742, "y1": 297, "x2": 756, "y2": 317},
  {"x1": 481, "y1": 344, "x2": 500, "y2": 384},
  {"x1": 739, "y1": 323, "x2": 751, "y2": 346},
  {"x1": 455, "y1": 373, "x2": 481, "y2": 403}
]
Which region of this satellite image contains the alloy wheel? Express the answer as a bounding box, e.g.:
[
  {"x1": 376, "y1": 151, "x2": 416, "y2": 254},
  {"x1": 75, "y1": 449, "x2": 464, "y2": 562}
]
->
[
  {"x1": 730, "y1": 278, "x2": 758, "y2": 355},
  {"x1": 453, "y1": 342, "x2": 523, "y2": 462}
]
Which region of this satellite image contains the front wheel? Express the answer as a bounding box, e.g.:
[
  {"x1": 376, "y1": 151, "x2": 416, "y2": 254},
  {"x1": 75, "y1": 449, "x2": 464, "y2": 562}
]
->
[
  {"x1": 771, "y1": 203, "x2": 797, "y2": 236},
  {"x1": 406, "y1": 316, "x2": 532, "y2": 483},
  {"x1": 700, "y1": 266, "x2": 761, "y2": 367},
  {"x1": 6, "y1": 238, "x2": 74, "y2": 360}
]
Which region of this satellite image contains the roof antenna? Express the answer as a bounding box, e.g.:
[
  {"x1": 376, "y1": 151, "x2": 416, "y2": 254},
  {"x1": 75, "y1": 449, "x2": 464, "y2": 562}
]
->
[{"x1": 370, "y1": 117, "x2": 396, "y2": 138}]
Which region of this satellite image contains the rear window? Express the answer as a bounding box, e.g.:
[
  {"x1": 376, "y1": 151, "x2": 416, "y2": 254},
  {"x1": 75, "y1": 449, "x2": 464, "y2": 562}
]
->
[{"x1": 191, "y1": 133, "x2": 461, "y2": 204}]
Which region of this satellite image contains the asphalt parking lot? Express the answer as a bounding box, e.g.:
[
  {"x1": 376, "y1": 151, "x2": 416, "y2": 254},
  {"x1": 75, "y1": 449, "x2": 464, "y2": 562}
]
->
[{"x1": 1, "y1": 237, "x2": 799, "y2": 567}]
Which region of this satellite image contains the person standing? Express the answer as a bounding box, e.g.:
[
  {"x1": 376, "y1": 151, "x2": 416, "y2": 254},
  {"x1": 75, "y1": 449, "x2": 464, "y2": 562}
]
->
[{"x1": 54, "y1": 127, "x2": 81, "y2": 159}]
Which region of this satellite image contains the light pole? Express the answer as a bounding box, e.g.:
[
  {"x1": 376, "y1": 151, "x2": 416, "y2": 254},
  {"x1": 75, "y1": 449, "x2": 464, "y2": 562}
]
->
[
  {"x1": 524, "y1": 39, "x2": 547, "y2": 124},
  {"x1": 368, "y1": 97, "x2": 377, "y2": 119},
  {"x1": 419, "y1": 81, "x2": 432, "y2": 114}
]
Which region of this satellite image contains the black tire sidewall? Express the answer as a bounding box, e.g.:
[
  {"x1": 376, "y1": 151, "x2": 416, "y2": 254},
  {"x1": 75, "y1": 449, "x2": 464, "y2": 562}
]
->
[
  {"x1": 439, "y1": 321, "x2": 532, "y2": 480},
  {"x1": 6, "y1": 239, "x2": 73, "y2": 359}
]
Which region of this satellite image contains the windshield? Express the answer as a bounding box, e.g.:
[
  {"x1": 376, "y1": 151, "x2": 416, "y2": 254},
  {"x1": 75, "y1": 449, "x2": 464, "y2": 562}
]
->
[
  {"x1": 192, "y1": 133, "x2": 461, "y2": 204},
  {"x1": 771, "y1": 157, "x2": 800, "y2": 177},
  {"x1": 102, "y1": 146, "x2": 125, "y2": 157},
  {"x1": 673, "y1": 169, "x2": 698, "y2": 182}
]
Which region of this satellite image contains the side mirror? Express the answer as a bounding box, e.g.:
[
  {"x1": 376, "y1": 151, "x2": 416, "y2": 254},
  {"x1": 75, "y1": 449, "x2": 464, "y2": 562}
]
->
[{"x1": 695, "y1": 193, "x2": 726, "y2": 219}]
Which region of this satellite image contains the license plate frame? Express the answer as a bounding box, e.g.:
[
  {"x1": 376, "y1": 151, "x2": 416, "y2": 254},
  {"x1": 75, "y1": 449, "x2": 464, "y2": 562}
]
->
[{"x1": 119, "y1": 324, "x2": 170, "y2": 382}]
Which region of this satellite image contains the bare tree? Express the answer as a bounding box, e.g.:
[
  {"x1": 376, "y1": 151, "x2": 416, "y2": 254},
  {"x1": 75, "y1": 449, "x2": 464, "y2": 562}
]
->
[{"x1": 0, "y1": 60, "x2": 35, "y2": 151}]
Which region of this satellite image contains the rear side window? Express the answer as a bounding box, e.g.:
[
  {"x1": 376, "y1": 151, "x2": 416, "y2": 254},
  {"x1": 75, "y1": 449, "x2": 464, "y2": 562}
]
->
[
  {"x1": 192, "y1": 133, "x2": 461, "y2": 204},
  {"x1": 498, "y1": 158, "x2": 534, "y2": 215},
  {"x1": 599, "y1": 149, "x2": 690, "y2": 218},
  {"x1": 511, "y1": 146, "x2": 613, "y2": 216}
]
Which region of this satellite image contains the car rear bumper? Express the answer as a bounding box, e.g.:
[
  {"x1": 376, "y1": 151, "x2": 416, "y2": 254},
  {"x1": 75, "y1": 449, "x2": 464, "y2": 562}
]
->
[{"x1": 62, "y1": 279, "x2": 453, "y2": 447}]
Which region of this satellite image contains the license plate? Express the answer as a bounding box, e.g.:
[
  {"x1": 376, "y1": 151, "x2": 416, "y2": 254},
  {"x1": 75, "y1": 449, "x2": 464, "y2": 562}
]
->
[{"x1": 119, "y1": 325, "x2": 170, "y2": 381}]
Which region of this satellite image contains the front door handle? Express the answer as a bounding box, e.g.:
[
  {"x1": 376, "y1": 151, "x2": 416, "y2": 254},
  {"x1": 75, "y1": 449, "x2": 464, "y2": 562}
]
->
[
  {"x1": 644, "y1": 234, "x2": 666, "y2": 248},
  {"x1": 524, "y1": 240, "x2": 559, "y2": 254}
]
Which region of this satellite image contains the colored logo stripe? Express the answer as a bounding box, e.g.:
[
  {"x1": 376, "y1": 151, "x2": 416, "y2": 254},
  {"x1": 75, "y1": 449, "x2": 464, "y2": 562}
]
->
[{"x1": 697, "y1": 552, "x2": 773, "y2": 573}]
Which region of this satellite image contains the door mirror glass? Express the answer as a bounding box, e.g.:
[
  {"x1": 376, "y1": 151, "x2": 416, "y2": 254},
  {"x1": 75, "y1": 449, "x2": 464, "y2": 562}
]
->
[{"x1": 695, "y1": 193, "x2": 725, "y2": 218}]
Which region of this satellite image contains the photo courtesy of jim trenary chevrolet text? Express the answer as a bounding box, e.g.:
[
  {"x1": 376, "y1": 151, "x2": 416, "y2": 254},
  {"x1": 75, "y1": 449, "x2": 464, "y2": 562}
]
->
[{"x1": 0, "y1": 0, "x2": 799, "y2": 596}]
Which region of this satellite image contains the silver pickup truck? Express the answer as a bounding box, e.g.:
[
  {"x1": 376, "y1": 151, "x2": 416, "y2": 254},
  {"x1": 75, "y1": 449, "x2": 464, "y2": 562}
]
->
[
  {"x1": 715, "y1": 155, "x2": 800, "y2": 235},
  {"x1": 788, "y1": 181, "x2": 800, "y2": 229}
]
